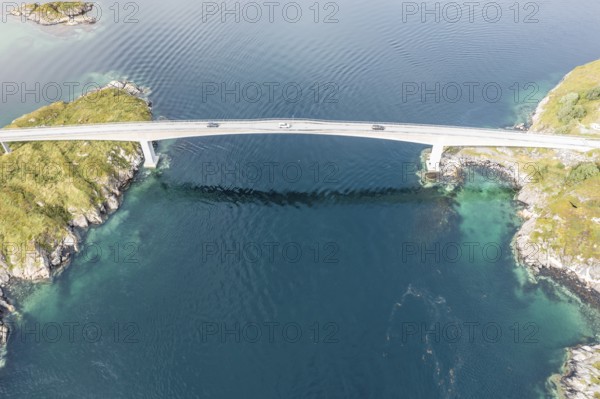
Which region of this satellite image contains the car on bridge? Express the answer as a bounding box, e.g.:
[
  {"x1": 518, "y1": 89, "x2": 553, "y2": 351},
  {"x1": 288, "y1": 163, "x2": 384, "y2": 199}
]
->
[
  {"x1": 371, "y1": 125, "x2": 385, "y2": 131},
  {"x1": 207, "y1": 122, "x2": 220, "y2": 128},
  {"x1": 279, "y1": 123, "x2": 292, "y2": 129}
]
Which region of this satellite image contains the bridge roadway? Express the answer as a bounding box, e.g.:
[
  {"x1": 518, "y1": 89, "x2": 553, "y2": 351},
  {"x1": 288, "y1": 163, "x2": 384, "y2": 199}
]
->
[{"x1": 1, "y1": 119, "x2": 599, "y2": 170}]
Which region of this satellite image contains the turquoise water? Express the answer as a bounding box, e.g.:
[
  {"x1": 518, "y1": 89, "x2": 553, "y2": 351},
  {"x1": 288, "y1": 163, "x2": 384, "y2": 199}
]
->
[
  {"x1": 1, "y1": 0, "x2": 600, "y2": 397},
  {"x1": 1, "y1": 142, "x2": 597, "y2": 398}
]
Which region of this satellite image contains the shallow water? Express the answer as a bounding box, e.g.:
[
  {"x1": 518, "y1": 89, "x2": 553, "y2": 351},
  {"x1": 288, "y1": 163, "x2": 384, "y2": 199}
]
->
[{"x1": 1, "y1": 0, "x2": 600, "y2": 397}]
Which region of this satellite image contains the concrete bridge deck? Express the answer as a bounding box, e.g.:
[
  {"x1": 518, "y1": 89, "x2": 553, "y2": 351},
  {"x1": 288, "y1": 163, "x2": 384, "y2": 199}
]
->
[{"x1": 1, "y1": 119, "x2": 598, "y2": 170}]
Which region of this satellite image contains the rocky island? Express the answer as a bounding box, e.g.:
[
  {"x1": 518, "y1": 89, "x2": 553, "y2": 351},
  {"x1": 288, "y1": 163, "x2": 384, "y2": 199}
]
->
[
  {"x1": 0, "y1": 81, "x2": 151, "y2": 353},
  {"x1": 428, "y1": 59, "x2": 600, "y2": 398},
  {"x1": 0, "y1": 62, "x2": 597, "y2": 396},
  {"x1": 9, "y1": 2, "x2": 96, "y2": 25}
]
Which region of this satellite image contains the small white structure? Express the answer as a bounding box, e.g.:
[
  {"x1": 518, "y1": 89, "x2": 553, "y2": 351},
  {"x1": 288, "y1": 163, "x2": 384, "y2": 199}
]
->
[
  {"x1": 140, "y1": 141, "x2": 159, "y2": 168},
  {"x1": 426, "y1": 144, "x2": 444, "y2": 172}
]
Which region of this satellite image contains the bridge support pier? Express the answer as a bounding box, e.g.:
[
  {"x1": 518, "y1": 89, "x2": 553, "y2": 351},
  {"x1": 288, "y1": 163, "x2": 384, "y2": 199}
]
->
[
  {"x1": 140, "y1": 141, "x2": 159, "y2": 168},
  {"x1": 426, "y1": 144, "x2": 444, "y2": 173},
  {"x1": 1, "y1": 142, "x2": 11, "y2": 154}
]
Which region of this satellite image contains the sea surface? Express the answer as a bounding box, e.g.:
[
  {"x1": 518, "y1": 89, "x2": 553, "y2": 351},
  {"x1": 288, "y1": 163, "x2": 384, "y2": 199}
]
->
[{"x1": 1, "y1": 0, "x2": 600, "y2": 397}]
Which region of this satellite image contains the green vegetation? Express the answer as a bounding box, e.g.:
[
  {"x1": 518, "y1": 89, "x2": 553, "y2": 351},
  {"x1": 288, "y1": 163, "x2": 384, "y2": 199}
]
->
[
  {"x1": 531, "y1": 59, "x2": 600, "y2": 135},
  {"x1": 7, "y1": 88, "x2": 151, "y2": 127},
  {"x1": 27, "y1": 2, "x2": 88, "y2": 16},
  {"x1": 0, "y1": 88, "x2": 150, "y2": 268},
  {"x1": 460, "y1": 147, "x2": 600, "y2": 261},
  {"x1": 452, "y1": 60, "x2": 600, "y2": 266},
  {"x1": 586, "y1": 87, "x2": 600, "y2": 101},
  {"x1": 535, "y1": 163, "x2": 600, "y2": 260},
  {"x1": 46, "y1": 2, "x2": 87, "y2": 12},
  {"x1": 17, "y1": 2, "x2": 90, "y2": 21},
  {"x1": 567, "y1": 162, "x2": 600, "y2": 185},
  {"x1": 557, "y1": 92, "x2": 586, "y2": 123},
  {"x1": 12, "y1": 2, "x2": 94, "y2": 25}
]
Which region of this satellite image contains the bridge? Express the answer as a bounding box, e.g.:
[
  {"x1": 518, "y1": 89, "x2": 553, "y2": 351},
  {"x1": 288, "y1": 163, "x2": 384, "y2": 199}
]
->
[{"x1": 1, "y1": 119, "x2": 599, "y2": 171}]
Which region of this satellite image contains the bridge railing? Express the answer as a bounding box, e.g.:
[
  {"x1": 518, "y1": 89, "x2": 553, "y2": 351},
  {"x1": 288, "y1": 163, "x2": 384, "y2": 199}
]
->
[
  {"x1": 162, "y1": 118, "x2": 506, "y2": 131},
  {"x1": 1, "y1": 118, "x2": 597, "y2": 150},
  {"x1": 3, "y1": 118, "x2": 508, "y2": 132}
]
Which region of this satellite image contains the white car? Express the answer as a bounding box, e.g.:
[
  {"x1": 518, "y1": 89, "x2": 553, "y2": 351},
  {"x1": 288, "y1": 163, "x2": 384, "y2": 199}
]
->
[{"x1": 279, "y1": 123, "x2": 292, "y2": 129}]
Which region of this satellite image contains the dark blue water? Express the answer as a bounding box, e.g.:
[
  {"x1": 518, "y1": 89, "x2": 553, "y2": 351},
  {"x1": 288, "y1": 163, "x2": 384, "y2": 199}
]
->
[{"x1": 1, "y1": 0, "x2": 600, "y2": 397}]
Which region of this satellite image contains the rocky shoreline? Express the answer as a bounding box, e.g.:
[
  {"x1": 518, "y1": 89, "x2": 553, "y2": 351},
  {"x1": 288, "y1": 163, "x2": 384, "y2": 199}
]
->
[
  {"x1": 0, "y1": 149, "x2": 142, "y2": 344},
  {"x1": 435, "y1": 150, "x2": 600, "y2": 296},
  {"x1": 1, "y1": 153, "x2": 143, "y2": 281},
  {"x1": 9, "y1": 2, "x2": 96, "y2": 26},
  {"x1": 552, "y1": 345, "x2": 600, "y2": 399},
  {"x1": 427, "y1": 145, "x2": 600, "y2": 398},
  {"x1": 422, "y1": 60, "x2": 600, "y2": 395},
  {"x1": 0, "y1": 80, "x2": 150, "y2": 358}
]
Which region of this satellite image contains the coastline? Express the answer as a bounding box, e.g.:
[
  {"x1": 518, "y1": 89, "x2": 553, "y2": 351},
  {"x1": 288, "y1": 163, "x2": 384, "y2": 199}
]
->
[
  {"x1": 421, "y1": 63, "x2": 600, "y2": 396},
  {"x1": 425, "y1": 148, "x2": 600, "y2": 398},
  {"x1": 433, "y1": 150, "x2": 600, "y2": 299},
  {"x1": 552, "y1": 345, "x2": 600, "y2": 399},
  {"x1": 0, "y1": 146, "x2": 142, "y2": 356},
  {"x1": 415, "y1": 59, "x2": 600, "y2": 399},
  {"x1": 0, "y1": 68, "x2": 597, "y2": 396},
  {"x1": 8, "y1": 2, "x2": 96, "y2": 26},
  {"x1": 428, "y1": 60, "x2": 600, "y2": 308},
  {"x1": 0, "y1": 81, "x2": 152, "y2": 360}
]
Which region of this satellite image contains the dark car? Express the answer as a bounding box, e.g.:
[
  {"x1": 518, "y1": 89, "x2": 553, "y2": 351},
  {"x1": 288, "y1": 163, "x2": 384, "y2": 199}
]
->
[
  {"x1": 371, "y1": 125, "x2": 385, "y2": 131},
  {"x1": 207, "y1": 122, "x2": 220, "y2": 128}
]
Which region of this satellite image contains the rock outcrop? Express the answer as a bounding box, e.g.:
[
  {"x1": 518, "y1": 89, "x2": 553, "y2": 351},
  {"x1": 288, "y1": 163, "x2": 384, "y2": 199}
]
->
[
  {"x1": 0, "y1": 81, "x2": 150, "y2": 364},
  {"x1": 433, "y1": 144, "x2": 599, "y2": 399},
  {"x1": 0, "y1": 141, "x2": 143, "y2": 284},
  {"x1": 9, "y1": 2, "x2": 96, "y2": 26},
  {"x1": 556, "y1": 345, "x2": 600, "y2": 399},
  {"x1": 104, "y1": 81, "x2": 146, "y2": 97},
  {"x1": 437, "y1": 149, "x2": 600, "y2": 297}
]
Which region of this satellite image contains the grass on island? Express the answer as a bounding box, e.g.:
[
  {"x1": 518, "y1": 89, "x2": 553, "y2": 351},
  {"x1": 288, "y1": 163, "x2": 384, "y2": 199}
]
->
[
  {"x1": 15, "y1": 2, "x2": 91, "y2": 24},
  {"x1": 459, "y1": 147, "x2": 599, "y2": 262},
  {"x1": 43, "y1": 2, "x2": 88, "y2": 12},
  {"x1": 23, "y1": 2, "x2": 89, "y2": 18},
  {"x1": 531, "y1": 59, "x2": 600, "y2": 135},
  {"x1": 0, "y1": 88, "x2": 150, "y2": 267},
  {"x1": 453, "y1": 59, "x2": 600, "y2": 264}
]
